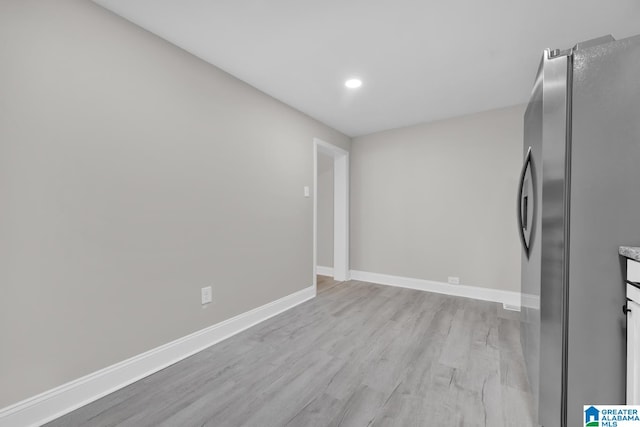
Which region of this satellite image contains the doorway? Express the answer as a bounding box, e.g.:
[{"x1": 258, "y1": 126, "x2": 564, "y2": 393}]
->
[{"x1": 313, "y1": 138, "x2": 349, "y2": 293}]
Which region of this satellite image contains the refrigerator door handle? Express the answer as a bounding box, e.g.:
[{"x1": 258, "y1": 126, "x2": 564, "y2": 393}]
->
[{"x1": 518, "y1": 146, "x2": 533, "y2": 257}]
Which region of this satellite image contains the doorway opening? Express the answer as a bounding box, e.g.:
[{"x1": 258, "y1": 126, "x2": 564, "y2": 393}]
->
[{"x1": 313, "y1": 138, "x2": 349, "y2": 293}]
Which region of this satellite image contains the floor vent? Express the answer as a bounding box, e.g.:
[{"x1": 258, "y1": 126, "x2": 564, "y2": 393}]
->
[{"x1": 503, "y1": 303, "x2": 521, "y2": 312}]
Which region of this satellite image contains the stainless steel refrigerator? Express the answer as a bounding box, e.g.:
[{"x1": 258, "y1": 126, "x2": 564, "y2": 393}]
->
[{"x1": 519, "y1": 34, "x2": 640, "y2": 427}]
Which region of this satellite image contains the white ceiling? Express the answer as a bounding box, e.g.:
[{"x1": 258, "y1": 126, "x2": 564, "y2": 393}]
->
[{"x1": 93, "y1": 0, "x2": 639, "y2": 137}]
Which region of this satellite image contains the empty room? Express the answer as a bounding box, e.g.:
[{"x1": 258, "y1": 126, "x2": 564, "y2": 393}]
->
[{"x1": 2, "y1": 1, "x2": 640, "y2": 426}]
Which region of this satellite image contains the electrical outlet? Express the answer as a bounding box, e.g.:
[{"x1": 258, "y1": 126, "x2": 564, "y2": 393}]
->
[
  {"x1": 447, "y1": 276, "x2": 460, "y2": 285},
  {"x1": 201, "y1": 286, "x2": 212, "y2": 305}
]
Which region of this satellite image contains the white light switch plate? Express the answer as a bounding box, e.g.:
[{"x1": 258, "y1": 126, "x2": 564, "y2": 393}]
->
[
  {"x1": 448, "y1": 276, "x2": 460, "y2": 285},
  {"x1": 201, "y1": 286, "x2": 212, "y2": 305},
  {"x1": 304, "y1": 186, "x2": 310, "y2": 197}
]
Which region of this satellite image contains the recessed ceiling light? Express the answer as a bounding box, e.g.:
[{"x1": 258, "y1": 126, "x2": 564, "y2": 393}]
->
[{"x1": 345, "y1": 78, "x2": 362, "y2": 89}]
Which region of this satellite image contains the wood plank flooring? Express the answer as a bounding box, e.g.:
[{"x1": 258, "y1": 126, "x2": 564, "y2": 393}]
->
[
  {"x1": 46, "y1": 280, "x2": 535, "y2": 427},
  {"x1": 317, "y1": 274, "x2": 342, "y2": 293}
]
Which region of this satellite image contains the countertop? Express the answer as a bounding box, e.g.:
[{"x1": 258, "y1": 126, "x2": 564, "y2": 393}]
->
[{"x1": 620, "y1": 246, "x2": 640, "y2": 262}]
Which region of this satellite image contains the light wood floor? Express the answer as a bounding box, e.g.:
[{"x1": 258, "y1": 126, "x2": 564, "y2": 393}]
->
[
  {"x1": 317, "y1": 274, "x2": 342, "y2": 293},
  {"x1": 47, "y1": 280, "x2": 535, "y2": 427}
]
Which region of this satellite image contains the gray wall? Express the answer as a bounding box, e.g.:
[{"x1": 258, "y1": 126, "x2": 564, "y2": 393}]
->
[
  {"x1": 350, "y1": 105, "x2": 524, "y2": 292},
  {"x1": 317, "y1": 153, "x2": 334, "y2": 268},
  {"x1": 0, "y1": 0, "x2": 349, "y2": 408}
]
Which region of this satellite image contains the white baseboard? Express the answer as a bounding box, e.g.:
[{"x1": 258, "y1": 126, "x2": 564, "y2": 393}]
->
[
  {"x1": 316, "y1": 265, "x2": 334, "y2": 277},
  {"x1": 0, "y1": 286, "x2": 316, "y2": 427},
  {"x1": 349, "y1": 270, "x2": 520, "y2": 308}
]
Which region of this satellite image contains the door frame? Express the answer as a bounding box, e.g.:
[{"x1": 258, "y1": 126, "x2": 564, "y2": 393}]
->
[{"x1": 313, "y1": 138, "x2": 350, "y2": 290}]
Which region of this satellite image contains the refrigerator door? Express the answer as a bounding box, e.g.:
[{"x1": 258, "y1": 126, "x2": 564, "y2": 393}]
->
[
  {"x1": 538, "y1": 50, "x2": 570, "y2": 427},
  {"x1": 520, "y1": 55, "x2": 545, "y2": 425},
  {"x1": 521, "y1": 49, "x2": 570, "y2": 427}
]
